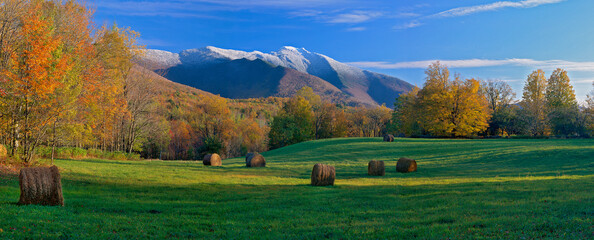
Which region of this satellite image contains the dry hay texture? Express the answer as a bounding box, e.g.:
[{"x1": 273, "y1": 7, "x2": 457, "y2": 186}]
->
[
  {"x1": 203, "y1": 153, "x2": 222, "y2": 166},
  {"x1": 246, "y1": 153, "x2": 266, "y2": 167},
  {"x1": 383, "y1": 134, "x2": 394, "y2": 142},
  {"x1": 368, "y1": 160, "x2": 385, "y2": 176},
  {"x1": 396, "y1": 157, "x2": 417, "y2": 173},
  {"x1": 311, "y1": 163, "x2": 335, "y2": 186},
  {"x1": 19, "y1": 166, "x2": 64, "y2": 206}
]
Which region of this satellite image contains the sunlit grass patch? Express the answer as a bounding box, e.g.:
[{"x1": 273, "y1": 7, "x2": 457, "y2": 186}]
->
[{"x1": 0, "y1": 138, "x2": 592, "y2": 239}]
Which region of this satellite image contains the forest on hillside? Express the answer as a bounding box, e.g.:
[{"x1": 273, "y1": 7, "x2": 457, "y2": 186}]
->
[{"x1": 1, "y1": 1, "x2": 593, "y2": 165}]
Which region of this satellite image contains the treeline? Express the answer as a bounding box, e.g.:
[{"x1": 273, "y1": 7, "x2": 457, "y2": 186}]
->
[
  {"x1": 0, "y1": 0, "x2": 147, "y2": 163},
  {"x1": 2, "y1": 1, "x2": 592, "y2": 164},
  {"x1": 0, "y1": 0, "x2": 271, "y2": 163},
  {"x1": 268, "y1": 87, "x2": 391, "y2": 149},
  {"x1": 392, "y1": 62, "x2": 594, "y2": 138}
]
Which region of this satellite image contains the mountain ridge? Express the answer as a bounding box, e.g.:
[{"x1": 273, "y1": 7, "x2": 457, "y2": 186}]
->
[{"x1": 142, "y1": 46, "x2": 414, "y2": 106}]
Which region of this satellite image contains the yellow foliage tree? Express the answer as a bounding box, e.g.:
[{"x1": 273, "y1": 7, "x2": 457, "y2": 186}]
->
[
  {"x1": 448, "y1": 77, "x2": 491, "y2": 137},
  {"x1": 545, "y1": 68, "x2": 580, "y2": 135},
  {"x1": 410, "y1": 62, "x2": 490, "y2": 137},
  {"x1": 393, "y1": 86, "x2": 422, "y2": 136},
  {"x1": 521, "y1": 70, "x2": 548, "y2": 136}
]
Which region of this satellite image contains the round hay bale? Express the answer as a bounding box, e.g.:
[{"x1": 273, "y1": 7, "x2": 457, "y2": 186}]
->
[
  {"x1": 311, "y1": 163, "x2": 335, "y2": 186},
  {"x1": 368, "y1": 160, "x2": 385, "y2": 176},
  {"x1": 246, "y1": 153, "x2": 266, "y2": 167},
  {"x1": 396, "y1": 157, "x2": 417, "y2": 173},
  {"x1": 203, "y1": 153, "x2": 222, "y2": 166},
  {"x1": 18, "y1": 166, "x2": 64, "y2": 206},
  {"x1": 383, "y1": 134, "x2": 394, "y2": 142}
]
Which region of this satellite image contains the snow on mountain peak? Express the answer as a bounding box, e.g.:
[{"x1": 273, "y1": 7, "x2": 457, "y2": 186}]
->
[
  {"x1": 280, "y1": 46, "x2": 298, "y2": 51},
  {"x1": 145, "y1": 46, "x2": 364, "y2": 83},
  {"x1": 142, "y1": 49, "x2": 181, "y2": 69}
]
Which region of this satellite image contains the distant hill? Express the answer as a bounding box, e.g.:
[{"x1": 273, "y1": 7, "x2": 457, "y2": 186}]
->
[
  {"x1": 131, "y1": 64, "x2": 283, "y2": 123},
  {"x1": 142, "y1": 46, "x2": 415, "y2": 107}
]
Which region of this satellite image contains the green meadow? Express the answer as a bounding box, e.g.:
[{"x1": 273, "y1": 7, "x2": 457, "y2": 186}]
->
[{"x1": 1, "y1": 138, "x2": 593, "y2": 239}]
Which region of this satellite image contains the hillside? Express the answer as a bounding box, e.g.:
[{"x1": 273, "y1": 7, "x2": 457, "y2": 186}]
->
[
  {"x1": 143, "y1": 46, "x2": 415, "y2": 107},
  {"x1": 1, "y1": 138, "x2": 592, "y2": 238},
  {"x1": 131, "y1": 64, "x2": 283, "y2": 122},
  {"x1": 160, "y1": 58, "x2": 357, "y2": 105}
]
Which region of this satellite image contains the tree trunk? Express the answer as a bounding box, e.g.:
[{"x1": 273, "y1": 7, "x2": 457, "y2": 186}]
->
[{"x1": 51, "y1": 120, "x2": 56, "y2": 165}]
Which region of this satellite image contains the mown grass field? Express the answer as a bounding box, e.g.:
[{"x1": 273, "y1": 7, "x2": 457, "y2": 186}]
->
[{"x1": 1, "y1": 138, "x2": 593, "y2": 239}]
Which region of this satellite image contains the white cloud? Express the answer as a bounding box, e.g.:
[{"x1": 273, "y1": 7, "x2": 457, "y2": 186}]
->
[
  {"x1": 573, "y1": 78, "x2": 594, "y2": 84},
  {"x1": 391, "y1": 0, "x2": 565, "y2": 31},
  {"x1": 327, "y1": 11, "x2": 382, "y2": 23},
  {"x1": 93, "y1": 0, "x2": 348, "y2": 18},
  {"x1": 346, "y1": 27, "x2": 366, "y2": 32},
  {"x1": 392, "y1": 12, "x2": 421, "y2": 18},
  {"x1": 393, "y1": 20, "x2": 422, "y2": 30},
  {"x1": 138, "y1": 38, "x2": 172, "y2": 47},
  {"x1": 290, "y1": 10, "x2": 324, "y2": 17},
  {"x1": 197, "y1": 0, "x2": 346, "y2": 8},
  {"x1": 347, "y1": 58, "x2": 594, "y2": 72},
  {"x1": 431, "y1": 0, "x2": 566, "y2": 18}
]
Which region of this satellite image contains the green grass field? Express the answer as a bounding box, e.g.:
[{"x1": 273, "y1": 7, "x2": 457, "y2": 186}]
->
[{"x1": 1, "y1": 138, "x2": 593, "y2": 239}]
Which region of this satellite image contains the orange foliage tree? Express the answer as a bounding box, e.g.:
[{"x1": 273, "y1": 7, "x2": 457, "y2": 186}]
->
[{"x1": 0, "y1": 1, "x2": 76, "y2": 162}]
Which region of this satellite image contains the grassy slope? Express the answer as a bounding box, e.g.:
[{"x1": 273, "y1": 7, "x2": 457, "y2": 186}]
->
[{"x1": 0, "y1": 138, "x2": 592, "y2": 239}]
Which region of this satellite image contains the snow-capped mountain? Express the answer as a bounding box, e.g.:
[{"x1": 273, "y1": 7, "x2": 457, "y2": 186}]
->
[
  {"x1": 141, "y1": 49, "x2": 181, "y2": 69},
  {"x1": 142, "y1": 46, "x2": 414, "y2": 106}
]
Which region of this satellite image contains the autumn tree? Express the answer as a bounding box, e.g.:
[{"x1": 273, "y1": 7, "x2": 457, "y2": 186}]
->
[
  {"x1": 413, "y1": 62, "x2": 490, "y2": 137},
  {"x1": 315, "y1": 102, "x2": 348, "y2": 139},
  {"x1": 268, "y1": 95, "x2": 314, "y2": 149},
  {"x1": 91, "y1": 24, "x2": 141, "y2": 151},
  {"x1": 184, "y1": 95, "x2": 236, "y2": 157},
  {"x1": 236, "y1": 113, "x2": 269, "y2": 154},
  {"x1": 168, "y1": 120, "x2": 192, "y2": 160},
  {"x1": 295, "y1": 87, "x2": 347, "y2": 139},
  {"x1": 392, "y1": 86, "x2": 423, "y2": 136},
  {"x1": 545, "y1": 69, "x2": 582, "y2": 136},
  {"x1": 346, "y1": 106, "x2": 391, "y2": 137},
  {"x1": 480, "y1": 79, "x2": 516, "y2": 135},
  {"x1": 416, "y1": 62, "x2": 453, "y2": 136},
  {"x1": 521, "y1": 70, "x2": 548, "y2": 136},
  {"x1": 447, "y1": 77, "x2": 491, "y2": 137},
  {"x1": 0, "y1": 0, "x2": 25, "y2": 70},
  {"x1": 586, "y1": 83, "x2": 594, "y2": 135},
  {"x1": 122, "y1": 65, "x2": 159, "y2": 153},
  {"x1": 0, "y1": 1, "x2": 80, "y2": 163}
]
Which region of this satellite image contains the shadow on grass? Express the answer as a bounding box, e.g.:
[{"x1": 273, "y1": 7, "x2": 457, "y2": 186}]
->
[
  {"x1": 0, "y1": 201, "x2": 18, "y2": 206},
  {"x1": 60, "y1": 158, "x2": 136, "y2": 165}
]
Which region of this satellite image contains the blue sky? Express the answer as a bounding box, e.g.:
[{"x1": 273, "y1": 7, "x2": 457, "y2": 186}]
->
[{"x1": 90, "y1": 0, "x2": 594, "y2": 102}]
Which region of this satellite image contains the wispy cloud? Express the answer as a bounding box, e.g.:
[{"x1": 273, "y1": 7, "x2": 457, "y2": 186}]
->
[
  {"x1": 348, "y1": 58, "x2": 594, "y2": 72},
  {"x1": 392, "y1": 12, "x2": 421, "y2": 18},
  {"x1": 138, "y1": 38, "x2": 172, "y2": 47},
  {"x1": 91, "y1": 1, "x2": 230, "y2": 19},
  {"x1": 430, "y1": 0, "x2": 566, "y2": 18},
  {"x1": 196, "y1": 0, "x2": 347, "y2": 8},
  {"x1": 290, "y1": 10, "x2": 324, "y2": 17},
  {"x1": 346, "y1": 27, "x2": 366, "y2": 32},
  {"x1": 393, "y1": 20, "x2": 422, "y2": 30},
  {"x1": 327, "y1": 11, "x2": 382, "y2": 23},
  {"x1": 92, "y1": 0, "x2": 349, "y2": 18},
  {"x1": 393, "y1": 0, "x2": 565, "y2": 30},
  {"x1": 572, "y1": 78, "x2": 594, "y2": 84}
]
